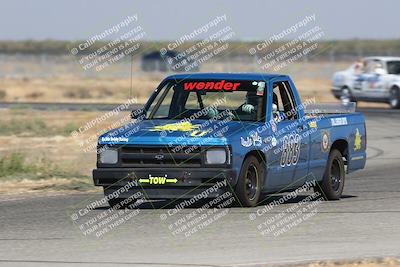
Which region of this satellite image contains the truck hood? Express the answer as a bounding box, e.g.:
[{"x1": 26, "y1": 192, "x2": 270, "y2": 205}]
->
[{"x1": 99, "y1": 119, "x2": 253, "y2": 146}]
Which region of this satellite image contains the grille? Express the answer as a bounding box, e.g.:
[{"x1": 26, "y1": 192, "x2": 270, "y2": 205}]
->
[{"x1": 119, "y1": 146, "x2": 203, "y2": 167}]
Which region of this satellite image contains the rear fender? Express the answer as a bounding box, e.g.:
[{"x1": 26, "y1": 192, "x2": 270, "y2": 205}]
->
[{"x1": 347, "y1": 125, "x2": 367, "y2": 172}]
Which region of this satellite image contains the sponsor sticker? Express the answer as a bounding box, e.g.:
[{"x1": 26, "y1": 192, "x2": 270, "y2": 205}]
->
[
  {"x1": 351, "y1": 155, "x2": 364, "y2": 161},
  {"x1": 321, "y1": 131, "x2": 330, "y2": 152},
  {"x1": 263, "y1": 136, "x2": 277, "y2": 147},
  {"x1": 354, "y1": 128, "x2": 362, "y2": 151},
  {"x1": 241, "y1": 136, "x2": 252, "y2": 147},
  {"x1": 251, "y1": 132, "x2": 262, "y2": 146},
  {"x1": 308, "y1": 121, "x2": 317, "y2": 128},
  {"x1": 101, "y1": 136, "x2": 128, "y2": 142},
  {"x1": 184, "y1": 80, "x2": 241, "y2": 91},
  {"x1": 330, "y1": 117, "x2": 348, "y2": 126},
  {"x1": 241, "y1": 131, "x2": 262, "y2": 147},
  {"x1": 252, "y1": 81, "x2": 266, "y2": 96}
]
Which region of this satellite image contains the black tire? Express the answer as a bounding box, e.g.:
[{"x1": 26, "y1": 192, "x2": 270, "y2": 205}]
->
[
  {"x1": 234, "y1": 155, "x2": 263, "y2": 207},
  {"x1": 315, "y1": 149, "x2": 345, "y2": 200},
  {"x1": 340, "y1": 87, "x2": 353, "y2": 102},
  {"x1": 389, "y1": 86, "x2": 400, "y2": 109}
]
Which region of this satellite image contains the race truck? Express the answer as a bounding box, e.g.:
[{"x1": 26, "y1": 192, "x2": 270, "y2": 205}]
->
[
  {"x1": 93, "y1": 73, "x2": 367, "y2": 207},
  {"x1": 332, "y1": 56, "x2": 400, "y2": 109}
]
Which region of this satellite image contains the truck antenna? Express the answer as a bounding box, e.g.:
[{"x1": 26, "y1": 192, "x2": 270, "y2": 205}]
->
[{"x1": 130, "y1": 54, "x2": 133, "y2": 99}]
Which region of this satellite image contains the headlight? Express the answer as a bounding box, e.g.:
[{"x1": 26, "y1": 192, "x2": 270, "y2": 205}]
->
[
  {"x1": 205, "y1": 148, "x2": 228, "y2": 164},
  {"x1": 99, "y1": 149, "x2": 118, "y2": 164}
]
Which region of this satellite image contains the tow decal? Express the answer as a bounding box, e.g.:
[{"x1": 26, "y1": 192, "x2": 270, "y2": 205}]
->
[{"x1": 139, "y1": 175, "x2": 178, "y2": 185}]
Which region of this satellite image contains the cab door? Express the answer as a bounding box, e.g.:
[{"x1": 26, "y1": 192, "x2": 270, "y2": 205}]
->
[
  {"x1": 355, "y1": 59, "x2": 385, "y2": 99},
  {"x1": 264, "y1": 79, "x2": 310, "y2": 191}
]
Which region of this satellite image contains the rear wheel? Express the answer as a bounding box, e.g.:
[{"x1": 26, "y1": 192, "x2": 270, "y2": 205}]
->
[
  {"x1": 315, "y1": 149, "x2": 345, "y2": 200},
  {"x1": 341, "y1": 87, "x2": 354, "y2": 103},
  {"x1": 389, "y1": 86, "x2": 400, "y2": 109},
  {"x1": 235, "y1": 155, "x2": 263, "y2": 207}
]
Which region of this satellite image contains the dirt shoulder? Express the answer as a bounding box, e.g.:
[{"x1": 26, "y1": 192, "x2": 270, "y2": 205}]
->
[{"x1": 0, "y1": 177, "x2": 98, "y2": 195}]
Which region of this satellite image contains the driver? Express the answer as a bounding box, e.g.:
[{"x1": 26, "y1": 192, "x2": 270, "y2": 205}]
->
[{"x1": 241, "y1": 91, "x2": 259, "y2": 114}]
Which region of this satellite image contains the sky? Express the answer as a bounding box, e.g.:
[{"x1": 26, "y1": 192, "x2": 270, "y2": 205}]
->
[{"x1": 0, "y1": 0, "x2": 399, "y2": 41}]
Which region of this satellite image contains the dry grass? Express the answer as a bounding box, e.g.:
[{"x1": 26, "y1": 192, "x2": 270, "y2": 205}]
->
[
  {"x1": 0, "y1": 177, "x2": 96, "y2": 194},
  {"x1": 0, "y1": 109, "x2": 129, "y2": 180},
  {"x1": 0, "y1": 76, "x2": 161, "y2": 103}
]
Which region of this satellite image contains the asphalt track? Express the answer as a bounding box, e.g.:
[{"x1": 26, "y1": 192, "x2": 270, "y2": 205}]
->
[{"x1": 0, "y1": 108, "x2": 399, "y2": 267}]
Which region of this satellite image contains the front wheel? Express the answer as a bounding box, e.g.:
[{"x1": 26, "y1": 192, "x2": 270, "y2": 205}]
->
[
  {"x1": 315, "y1": 149, "x2": 345, "y2": 200},
  {"x1": 234, "y1": 155, "x2": 263, "y2": 207}
]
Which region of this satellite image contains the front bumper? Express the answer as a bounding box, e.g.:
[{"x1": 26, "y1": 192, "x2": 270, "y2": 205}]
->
[{"x1": 93, "y1": 168, "x2": 237, "y2": 199}]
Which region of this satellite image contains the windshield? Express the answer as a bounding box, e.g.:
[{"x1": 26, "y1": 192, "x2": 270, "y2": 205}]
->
[
  {"x1": 387, "y1": 61, "x2": 400, "y2": 74},
  {"x1": 145, "y1": 79, "x2": 267, "y2": 121}
]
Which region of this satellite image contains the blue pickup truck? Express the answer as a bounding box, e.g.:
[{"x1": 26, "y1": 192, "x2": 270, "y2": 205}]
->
[{"x1": 93, "y1": 73, "x2": 367, "y2": 207}]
